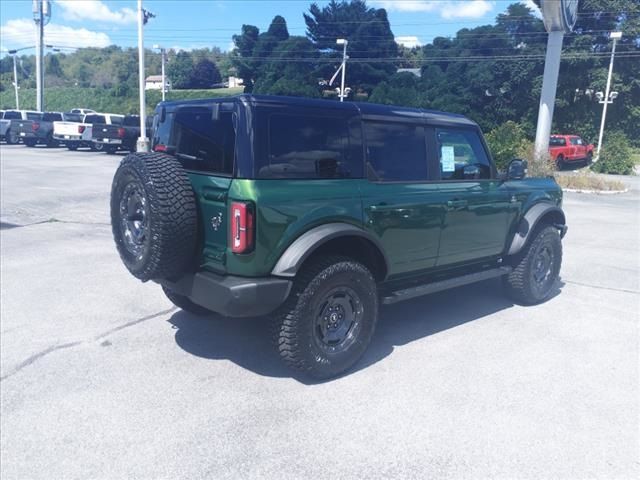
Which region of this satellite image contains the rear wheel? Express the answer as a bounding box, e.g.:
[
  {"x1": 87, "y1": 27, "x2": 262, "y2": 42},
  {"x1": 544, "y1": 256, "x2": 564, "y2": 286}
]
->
[
  {"x1": 162, "y1": 286, "x2": 211, "y2": 316},
  {"x1": 5, "y1": 130, "x2": 17, "y2": 145},
  {"x1": 67, "y1": 143, "x2": 78, "y2": 151},
  {"x1": 105, "y1": 146, "x2": 118, "y2": 155},
  {"x1": 504, "y1": 225, "x2": 562, "y2": 305},
  {"x1": 24, "y1": 139, "x2": 37, "y2": 147},
  {"x1": 91, "y1": 143, "x2": 104, "y2": 152},
  {"x1": 272, "y1": 256, "x2": 378, "y2": 379}
]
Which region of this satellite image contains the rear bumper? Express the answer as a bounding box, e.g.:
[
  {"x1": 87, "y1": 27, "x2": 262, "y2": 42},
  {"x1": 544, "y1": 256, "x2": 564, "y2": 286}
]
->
[
  {"x1": 94, "y1": 138, "x2": 123, "y2": 145},
  {"x1": 159, "y1": 272, "x2": 292, "y2": 318}
]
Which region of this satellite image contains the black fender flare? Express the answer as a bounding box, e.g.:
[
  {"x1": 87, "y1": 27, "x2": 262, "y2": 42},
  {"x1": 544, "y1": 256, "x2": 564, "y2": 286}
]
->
[
  {"x1": 507, "y1": 203, "x2": 567, "y2": 256},
  {"x1": 271, "y1": 223, "x2": 390, "y2": 278}
]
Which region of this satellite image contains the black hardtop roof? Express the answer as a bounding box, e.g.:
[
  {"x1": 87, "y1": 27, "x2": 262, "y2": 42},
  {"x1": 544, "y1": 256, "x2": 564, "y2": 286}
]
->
[{"x1": 158, "y1": 94, "x2": 477, "y2": 127}]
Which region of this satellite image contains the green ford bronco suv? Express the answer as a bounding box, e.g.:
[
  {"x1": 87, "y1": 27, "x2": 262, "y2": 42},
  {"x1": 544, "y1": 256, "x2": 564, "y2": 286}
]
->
[{"x1": 110, "y1": 95, "x2": 567, "y2": 379}]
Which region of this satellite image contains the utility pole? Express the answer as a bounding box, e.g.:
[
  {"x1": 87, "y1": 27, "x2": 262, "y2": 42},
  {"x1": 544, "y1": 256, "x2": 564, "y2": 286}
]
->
[
  {"x1": 154, "y1": 45, "x2": 166, "y2": 102},
  {"x1": 596, "y1": 31, "x2": 622, "y2": 161},
  {"x1": 136, "y1": 0, "x2": 150, "y2": 152},
  {"x1": 8, "y1": 51, "x2": 20, "y2": 109},
  {"x1": 32, "y1": 0, "x2": 51, "y2": 112},
  {"x1": 330, "y1": 39, "x2": 349, "y2": 102}
]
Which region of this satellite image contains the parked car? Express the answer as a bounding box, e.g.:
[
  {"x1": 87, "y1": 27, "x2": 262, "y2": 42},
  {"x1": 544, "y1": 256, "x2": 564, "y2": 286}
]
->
[
  {"x1": 53, "y1": 112, "x2": 124, "y2": 151},
  {"x1": 1, "y1": 110, "x2": 43, "y2": 144},
  {"x1": 69, "y1": 108, "x2": 96, "y2": 115},
  {"x1": 14, "y1": 111, "x2": 65, "y2": 147},
  {"x1": 92, "y1": 114, "x2": 140, "y2": 154},
  {"x1": 549, "y1": 135, "x2": 594, "y2": 169},
  {"x1": 110, "y1": 95, "x2": 567, "y2": 379}
]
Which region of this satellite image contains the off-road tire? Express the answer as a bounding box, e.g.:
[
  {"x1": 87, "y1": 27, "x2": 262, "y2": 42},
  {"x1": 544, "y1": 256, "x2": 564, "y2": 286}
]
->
[
  {"x1": 162, "y1": 285, "x2": 211, "y2": 316},
  {"x1": 110, "y1": 152, "x2": 198, "y2": 281},
  {"x1": 504, "y1": 225, "x2": 562, "y2": 305},
  {"x1": 272, "y1": 256, "x2": 378, "y2": 379}
]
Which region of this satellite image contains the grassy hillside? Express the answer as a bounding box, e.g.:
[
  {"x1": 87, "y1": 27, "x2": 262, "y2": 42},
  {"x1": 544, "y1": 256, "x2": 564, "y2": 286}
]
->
[{"x1": 0, "y1": 87, "x2": 244, "y2": 114}]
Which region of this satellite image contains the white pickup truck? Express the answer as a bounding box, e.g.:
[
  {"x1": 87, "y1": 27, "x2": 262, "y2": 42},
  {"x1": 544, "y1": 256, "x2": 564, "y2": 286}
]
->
[
  {"x1": 53, "y1": 112, "x2": 124, "y2": 151},
  {"x1": 1, "y1": 110, "x2": 43, "y2": 144}
]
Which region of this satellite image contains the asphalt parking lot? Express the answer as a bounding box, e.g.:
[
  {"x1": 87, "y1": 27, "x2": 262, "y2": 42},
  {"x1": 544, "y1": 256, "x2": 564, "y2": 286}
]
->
[{"x1": 1, "y1": 144, "x2": 638, "y2": 479}]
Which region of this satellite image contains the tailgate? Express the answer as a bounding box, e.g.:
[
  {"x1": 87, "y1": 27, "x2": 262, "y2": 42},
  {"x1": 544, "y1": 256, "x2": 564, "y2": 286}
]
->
[
  {"x1": 188, "y1": 174, "x2": 232, "y2": 273},
  {"x1": 92, "y1": 124, "x2": 120, "y2": 140},
  {"x1": 15, "y1": 121, "x2": 34, "y2": 135},
  {"x1": 54, "y1": 122, "x2": 82, "y2": 136}
]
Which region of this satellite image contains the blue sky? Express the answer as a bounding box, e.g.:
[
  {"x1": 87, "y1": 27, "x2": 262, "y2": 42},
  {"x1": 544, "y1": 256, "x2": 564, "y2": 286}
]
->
[{"x1": 0, "y1": 0, "x2": 539, "y2": 54}]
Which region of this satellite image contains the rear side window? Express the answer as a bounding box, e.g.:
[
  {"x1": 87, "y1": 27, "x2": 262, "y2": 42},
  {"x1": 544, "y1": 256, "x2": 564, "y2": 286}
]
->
[
  {"x1": 26, "y1": 112, "x2": 42, "y2": 120},
  {"x1": 436, "y1": 128, "x2": 492, "y2": 180},
  {"x1": 171, "y1": 106, "x2": 235, "y2": 175},
  {"x1": 364, "y1": 122, "x2": 427, "y2": 182},
  {"x1": 110, "y1": 116, "x2": 124, "y2": 126},
  {"x1": 85, "y1": 115, "x2": 106, "y2": 124},
  {"x1": 63, "y1": 113, "x2": 83, "y2": 123},
  {"x1": 4, "y1": 111, "x2": 21, "y2": 120},
  {"x1": 43, "y1": 113, "x2": 62, "y2": 122},
  {"x1": 550, "y1": 137, "x2": 566, "y2": 146},
  {"x1": 262, "y1": 114, "x2": 353, "y2": 179}
]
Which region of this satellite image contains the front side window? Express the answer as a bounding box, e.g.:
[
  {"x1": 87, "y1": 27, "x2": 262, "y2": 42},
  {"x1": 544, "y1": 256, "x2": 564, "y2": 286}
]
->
[
  {"x1": 436, "y1": 128, "x2": 492, "y2": 180},
  {"x1": 262, "y1": 114, "x2": 353, "y2": 179},
  {"x1": 364, "y1": 122, "x2": 427, "y2": 182},
  {"x1": 570, "y1": 137, "x2": 583, "y2": 146}
]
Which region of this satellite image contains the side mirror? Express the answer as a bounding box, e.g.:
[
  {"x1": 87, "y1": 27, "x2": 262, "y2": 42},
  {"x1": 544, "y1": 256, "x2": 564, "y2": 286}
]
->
[
  {"x1": 463, "y1": 164, "x2": 480, "y2": 179},
  {"x1": 507, "y1": 158, "x2": 527, "y2": 180}
]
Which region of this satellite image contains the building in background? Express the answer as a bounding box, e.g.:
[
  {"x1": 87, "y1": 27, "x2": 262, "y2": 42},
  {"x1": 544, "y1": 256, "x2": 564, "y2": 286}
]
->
[{"x1": 144, "y1": 75, "x2": 171, "y2": 91}]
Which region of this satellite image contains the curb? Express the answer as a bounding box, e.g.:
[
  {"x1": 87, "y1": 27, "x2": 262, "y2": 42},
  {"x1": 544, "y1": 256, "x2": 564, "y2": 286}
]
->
[{"x1": 562, "y1": 188, "x2": 628, "y2": 195}]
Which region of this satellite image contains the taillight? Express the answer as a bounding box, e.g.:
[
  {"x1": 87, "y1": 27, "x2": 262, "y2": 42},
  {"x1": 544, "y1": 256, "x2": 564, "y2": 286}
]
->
[
  {"x1": 230, "y1": 202, "x2": 254, "y2": 254},
  {"x1": 32, "y1": 122, "x2": 40, "y2": 131},
  {"x1": 78, "y1": 125, "x2": 86, "y2": 134},
  {"x1": 117, "y1": 127, "x2": 125, "y2": 138},
  {"x1": 153, "y1": 144, "x2": 167, "y2": 152}
]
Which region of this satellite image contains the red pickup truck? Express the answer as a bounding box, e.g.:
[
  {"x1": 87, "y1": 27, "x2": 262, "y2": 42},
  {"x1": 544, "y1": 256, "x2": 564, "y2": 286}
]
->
[{"x1": 549, "y1": 135, "x2": 594, "y2": 169}]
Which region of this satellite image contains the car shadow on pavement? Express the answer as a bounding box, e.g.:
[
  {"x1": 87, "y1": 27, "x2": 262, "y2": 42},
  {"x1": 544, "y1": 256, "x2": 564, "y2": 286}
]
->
[{"x1": 167, "y1": 278, "x2": 564, "y2": 383}]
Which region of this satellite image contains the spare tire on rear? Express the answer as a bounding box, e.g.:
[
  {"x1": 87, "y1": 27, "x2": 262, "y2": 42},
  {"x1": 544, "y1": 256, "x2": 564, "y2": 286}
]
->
[{"x1": 110, "y1": 152, "x2": 198, "y2": 282}]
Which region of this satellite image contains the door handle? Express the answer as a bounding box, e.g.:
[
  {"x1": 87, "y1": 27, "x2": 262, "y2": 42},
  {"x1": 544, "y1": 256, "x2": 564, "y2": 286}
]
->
[{"x1": 447, "y1": 199, "x2": 468, "y2": 209}]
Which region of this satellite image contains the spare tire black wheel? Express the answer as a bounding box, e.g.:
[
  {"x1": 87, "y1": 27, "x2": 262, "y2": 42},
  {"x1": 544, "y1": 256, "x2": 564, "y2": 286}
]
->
[{"x1": 110, "y1": 152, "x2": 198, "y2": 282}]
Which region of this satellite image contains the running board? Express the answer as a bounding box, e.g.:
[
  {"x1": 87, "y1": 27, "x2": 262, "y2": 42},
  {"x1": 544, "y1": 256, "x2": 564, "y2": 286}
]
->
[{"x1": 381, "y1": 266, "x2": 512, "y2": 305}]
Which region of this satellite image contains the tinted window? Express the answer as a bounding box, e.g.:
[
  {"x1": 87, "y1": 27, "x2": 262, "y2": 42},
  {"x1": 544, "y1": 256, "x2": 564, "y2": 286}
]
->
[
  {"x1": 63, "y1": 113, "x2": 83, "y2": 123},
  {"x1": 262, "y1": 114, "x2": 353, "y2": 179},
  {"x1": 26, "y1": 112, "x2": 42, "y2": 120},
  {"x1": 84, "y1": 115, "x2": 106, "y2": 124},
  {"x1": 4, "y1": 111, "x2": 21, "y2": 120},
  {"x1": 550, "y1": 137, "x2": 566, "y2": 146},
  {"x1": 110, "y1": 115, "x2": 124, "y2": 125},
  {"x1": 172, "y1": 106, "x2": 235, "y2": 175},
  {"x1": 364, "y1": 122, "x2": 427, "y2": 181},
  {"x1": 436, "y1": 128, "x2": 491, "y2": 180},
  {"x1": 569, "y1": 137, "x2": 583, "y2": 145},
  {"x1": 124, "y1": 116, "x2": 139, "y2": 127},
  {"x1": 43, "y1": 113, "x2": 62, "y2": 122}
]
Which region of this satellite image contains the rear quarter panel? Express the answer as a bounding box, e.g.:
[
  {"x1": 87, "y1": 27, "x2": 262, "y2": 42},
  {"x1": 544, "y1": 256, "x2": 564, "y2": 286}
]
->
[{"x1": 225, "y1": 179, "x2": 363, "y2": 277}]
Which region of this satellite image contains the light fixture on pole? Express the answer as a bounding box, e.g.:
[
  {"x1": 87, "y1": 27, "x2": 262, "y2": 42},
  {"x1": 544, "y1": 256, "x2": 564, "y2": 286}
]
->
[
  {"x1": 329, "y1": 38, "x2": 349, "y2": 102},
  {"x1": 136, "y1": 0, "x2": 155, "y2": 153},
  {"x1": 153, "y1": 44, "x2": 167, "y2": 102},
  {"x1": 595, "y1": 31, "x2": 622, "y2": 161}
]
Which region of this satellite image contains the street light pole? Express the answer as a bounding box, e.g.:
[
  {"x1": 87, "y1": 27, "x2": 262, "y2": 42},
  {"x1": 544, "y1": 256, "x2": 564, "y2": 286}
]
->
[
  {"x1": 136, "y1": 0, "x2": 149, "y2": 152},
  {"x1": 329, "y1": 39, "x2": 349, "y2": 102},
  {"x1": 10, "y1": 52, "x2": 20, "y2": 109},
  {"x1": 154, "y1": 45, "x2": 166, "y2": 102},
  {"x1": 596, "y1": 31, "x2": 622, "y2": 160},
  {"x1": 32, "y1": 0, "x2": 51, "y2": 112}
]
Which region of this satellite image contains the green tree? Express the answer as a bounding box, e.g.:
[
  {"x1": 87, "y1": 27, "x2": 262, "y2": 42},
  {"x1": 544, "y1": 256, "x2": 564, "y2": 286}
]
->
[
  {"x1": 167, "y1": 51, "x2": 194, "y2": 89},
  {"x1": 190, "y1": 59, "x2": 222, "y2": 88}
]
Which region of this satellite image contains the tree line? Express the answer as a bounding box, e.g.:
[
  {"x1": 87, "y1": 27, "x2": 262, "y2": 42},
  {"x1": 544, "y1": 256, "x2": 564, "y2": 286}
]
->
[{"x1": 1, "y1": 0, "x2": 638, "y2": 146}]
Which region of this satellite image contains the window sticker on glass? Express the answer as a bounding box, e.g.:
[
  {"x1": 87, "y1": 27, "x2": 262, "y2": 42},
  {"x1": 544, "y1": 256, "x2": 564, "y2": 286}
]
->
[{"x1": 441, "y1": 145, "x2": 455, "y2": 172}]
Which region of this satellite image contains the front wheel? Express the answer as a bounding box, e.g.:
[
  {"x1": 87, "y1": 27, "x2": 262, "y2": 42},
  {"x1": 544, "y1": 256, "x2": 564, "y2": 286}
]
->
[
  {"x1": 272, "y1": 256, "x2": 378, "y2": 379},
  {"x1": 555, "y1": 154, "x2": 564, "y2": 170},
  {"x1": 67, "y1": 143, "x2": 78, "y2": 151},
  {"x1": 24, "y1": 139, "x2": 37, "y2": 147},
  {"x1": 504, "y1": 225, "x2": 562, "y2": 305},
  {"x1": 105, "y1": 146, "x2": 118, "y2": 155}
]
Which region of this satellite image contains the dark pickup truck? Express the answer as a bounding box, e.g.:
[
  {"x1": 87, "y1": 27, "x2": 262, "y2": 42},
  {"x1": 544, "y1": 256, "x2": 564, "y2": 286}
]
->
[
  {"x1": 15, "y1": 112, "x2": 65, "y2": 147},
  {"x1": 92, "y1": 115, "x2": 140, "y2": 154}
]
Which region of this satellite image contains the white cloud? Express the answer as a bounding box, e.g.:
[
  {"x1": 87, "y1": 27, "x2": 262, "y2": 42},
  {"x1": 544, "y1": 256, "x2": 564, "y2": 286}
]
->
[
  {"x1": 375, "y1": 1, "x2": 494, "y2": 19},
  {"x1": 520, "y1": 0, "x2": 542, "y2": 17},
  {"x1": 441, "y1": 1, "x2": 494, "y2": 19},
  {"x1": 55, "y1": 0, "x2": 137, "y2": 24},
  {"x1": 0, "y1": 18, "x2": 111, "y2": 50},
  {"x1": 396, "y1": 35, "x2": 422, "y2": 48}
]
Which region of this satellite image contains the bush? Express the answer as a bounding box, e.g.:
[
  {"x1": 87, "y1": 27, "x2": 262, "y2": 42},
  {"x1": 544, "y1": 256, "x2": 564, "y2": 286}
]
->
[
  {"x1": 518, "y1": 140, "x2": 556, "y2": 178},
  {"x1": 591, "y1": 132, "x2": 635, "y2": 175},
  {"x1": 485, "y1": 121, "x2": 528, "y2": 172}
]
